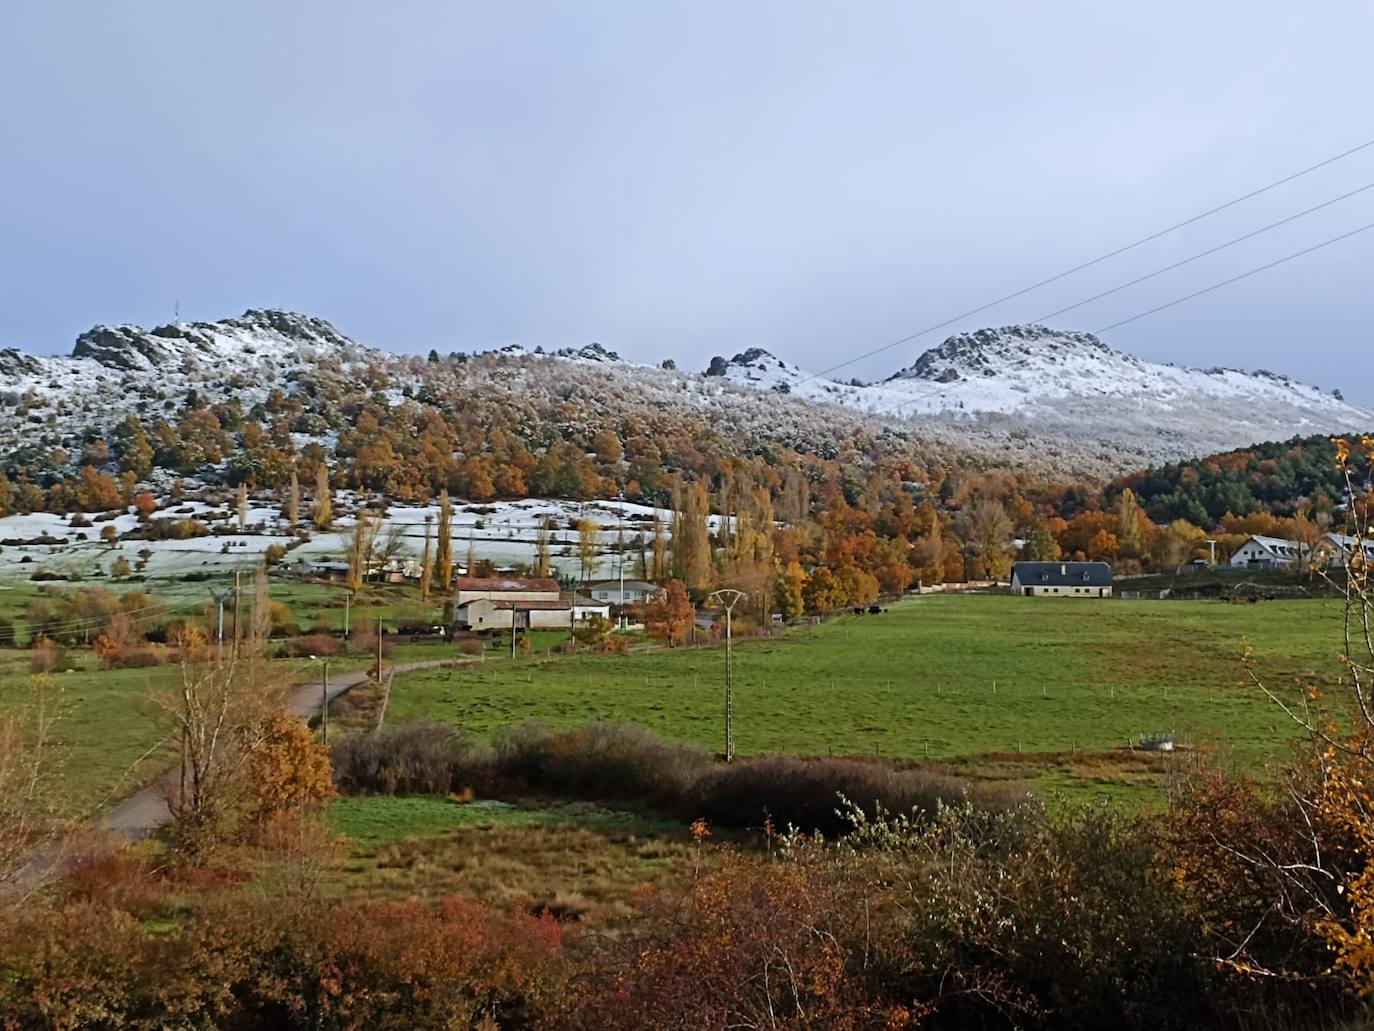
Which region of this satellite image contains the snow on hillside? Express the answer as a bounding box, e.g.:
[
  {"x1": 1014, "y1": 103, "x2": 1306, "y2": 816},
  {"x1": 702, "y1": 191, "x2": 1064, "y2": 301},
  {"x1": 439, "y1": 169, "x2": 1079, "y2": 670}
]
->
[
  {"x1": 0, "y1": 496, "x2": 700, "y2": 585},
  {"x1": 704, "y1": 325, "x2": 1374, "y2": 462},
  {"x1": 3, "y1": 310, "x2": 1370, "y2": 482}
]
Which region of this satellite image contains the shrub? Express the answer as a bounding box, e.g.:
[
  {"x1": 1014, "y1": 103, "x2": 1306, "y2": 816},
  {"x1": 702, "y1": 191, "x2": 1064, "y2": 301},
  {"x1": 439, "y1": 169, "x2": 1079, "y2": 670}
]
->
[
  {"x1": 331, "y1": 722, "x2": 488, "y2": 796},
  {"x1": 278, "y1": 633, "x2": 342, "y2": 658},
  {"x1": 28, "y1": 635, "x2": 68, "y2": 673},
  {"x1": 691, "y1": 755, "x2": 977, "y2": 835},
  {"x1": 494, "y1": 720, "x2": 710, "y2": 809},
  {"x1": 458, "y1": 638, "x2": 485, "y2": 656}
]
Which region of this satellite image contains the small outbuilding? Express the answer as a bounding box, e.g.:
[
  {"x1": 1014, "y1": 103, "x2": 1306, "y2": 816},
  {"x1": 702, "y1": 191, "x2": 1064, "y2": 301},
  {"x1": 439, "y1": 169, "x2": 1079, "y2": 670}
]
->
[{"x1": 1010, "y1": 561, "x2": 1113, "y2": 598}]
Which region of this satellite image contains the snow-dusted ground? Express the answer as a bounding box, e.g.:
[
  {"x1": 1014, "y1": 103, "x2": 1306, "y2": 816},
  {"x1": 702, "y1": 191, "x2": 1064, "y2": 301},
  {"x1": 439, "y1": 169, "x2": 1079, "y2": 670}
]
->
[{"x1": 0, "y1": 496, "x2": 708, "y2": 586}]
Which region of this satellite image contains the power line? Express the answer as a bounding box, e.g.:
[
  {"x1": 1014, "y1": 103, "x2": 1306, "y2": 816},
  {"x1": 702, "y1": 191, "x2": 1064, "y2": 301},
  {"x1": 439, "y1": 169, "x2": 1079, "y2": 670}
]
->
[
  {"x1": 1094, "y1": 219, "x2": 1374, "y2": 334},
  {"x1": 864, "y1": 218, "x2": 1374, "y2": 422},
  {"x1": 1028, "y1": 179, "x2": 1374, "y2": 325},
  {"x1": 801, "y1": 133, "x2": 1374, "y2": 385}
]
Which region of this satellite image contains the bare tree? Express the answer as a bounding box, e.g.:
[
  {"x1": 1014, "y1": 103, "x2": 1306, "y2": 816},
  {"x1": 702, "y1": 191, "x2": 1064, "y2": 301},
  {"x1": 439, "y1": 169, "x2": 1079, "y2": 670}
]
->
[
  {"x1": 160, "y1": 623, "x2": 285, "y2": 855},
  {"x1": 345, "y1": 508, "x2": 380, "y2": 592},
  {"x1": 0, "y1": 675, "x2": 67, "y2": 892}
]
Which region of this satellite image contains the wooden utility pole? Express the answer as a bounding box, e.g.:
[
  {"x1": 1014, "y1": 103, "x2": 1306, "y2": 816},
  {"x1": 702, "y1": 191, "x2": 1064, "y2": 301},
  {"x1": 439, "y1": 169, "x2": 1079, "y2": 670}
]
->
[
  {"x1": 375, "y1": 622, "x2": 383, "y2": 681},
  {"x1": 231, "y1": 568, "x2": 242, "y2": 652},
  {"x1": 320, "y1": 658, "x2": 329, "y2": 744}
]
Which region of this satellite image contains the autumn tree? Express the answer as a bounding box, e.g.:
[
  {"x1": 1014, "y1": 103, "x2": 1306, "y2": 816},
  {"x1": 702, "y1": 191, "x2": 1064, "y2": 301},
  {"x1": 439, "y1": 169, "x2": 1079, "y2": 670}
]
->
[
  {"x1": 650, "y1": 514, "x2": 668, "y2": 584},
  {"x1": 1023, "y1": 516, "x2": 1062, "y2": 561},
  {"x1": 420, "y1": 514, "x2": 434, "y2": 599},
  {"x1": 161, "y1": 623, "x2": 285, "y2": 855},
  {"x1": 244, "y1": 711, "x2": 335, "y2": 824},
  {"x1": 433, "y1": 490, "x2": 453, "y2": 591},
  {"x1": 576, "y1": 519, "x2": 599, "y2": 584},
  {"x1": 346, "y1": 508, "x2": 379, "y2": 592},
  {"x1": 644, "y1": 580, "x2": 695, "y2": 647},
  {"x1": 535, "y1": 520, "x2": 553, "y2": 578},
  {"x1": 671, "y1": 480, "x2": 712, "y2": 593},
  {"x1": 776, "y1": 560, "x2": 806, "y2": 621},
  {"x1": 312, "y1": 463, "x2": 333, "y2": 530},
  {"x1": 236, "y1": 482, "x2": 249, "y2": 529},
  {"x1": 802, "y1": 567, "x2": 843, "y2": 615},
  {"x1": 286, "y1": 470, "x2": 300, "y2": 529}
]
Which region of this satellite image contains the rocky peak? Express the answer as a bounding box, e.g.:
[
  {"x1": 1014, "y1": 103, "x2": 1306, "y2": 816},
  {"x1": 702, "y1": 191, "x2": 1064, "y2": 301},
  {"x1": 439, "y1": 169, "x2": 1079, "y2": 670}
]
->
[
  {"x1": 0, "y1": 348, "x2": 43, "y2": 378},
  {"x1": 556, "y1": 342, "x2": 622, "y2": 363},
  {"x1": 70, "y1": 309, "x2": 365, "y2": 372},
  {"x1": 890, "y1": 324, "x2": 1123, "y2": 383}
]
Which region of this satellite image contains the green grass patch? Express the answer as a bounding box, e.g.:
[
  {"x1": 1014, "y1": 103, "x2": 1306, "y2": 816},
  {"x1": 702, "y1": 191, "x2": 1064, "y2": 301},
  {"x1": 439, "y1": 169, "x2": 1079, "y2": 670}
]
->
[
  {"x1": 328, "y1": 795, "x2": 673, "y2": 846},
  {"x1": 383, "y1": 595, "x2": 1347, "y2": 801}
]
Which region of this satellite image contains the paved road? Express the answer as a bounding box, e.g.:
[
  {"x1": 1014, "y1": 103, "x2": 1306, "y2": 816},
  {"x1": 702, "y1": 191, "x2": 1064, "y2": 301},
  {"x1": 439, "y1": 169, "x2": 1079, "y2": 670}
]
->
[{"x1": 5, "y1": 657, "x2": 464, "y2": 892}]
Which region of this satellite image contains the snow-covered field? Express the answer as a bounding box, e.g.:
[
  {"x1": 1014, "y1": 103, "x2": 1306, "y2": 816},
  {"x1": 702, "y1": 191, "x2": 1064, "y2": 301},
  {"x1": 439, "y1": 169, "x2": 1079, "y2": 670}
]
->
[{"x1": 0, "y1": 496, "x2": 710, "y2": 587}]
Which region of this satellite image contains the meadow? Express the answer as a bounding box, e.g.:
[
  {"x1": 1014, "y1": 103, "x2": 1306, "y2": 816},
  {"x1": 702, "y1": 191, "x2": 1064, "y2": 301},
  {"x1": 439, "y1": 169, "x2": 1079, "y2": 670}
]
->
[{"x1": 382, "y1": 594, "x2": 1350, "y2": 801}]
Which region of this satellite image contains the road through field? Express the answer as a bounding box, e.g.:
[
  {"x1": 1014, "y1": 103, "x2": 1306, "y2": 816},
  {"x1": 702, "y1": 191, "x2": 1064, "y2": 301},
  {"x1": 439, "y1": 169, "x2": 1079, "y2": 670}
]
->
[{"x1": 4, "y1": 656, "x2": 469, "y2": 895}]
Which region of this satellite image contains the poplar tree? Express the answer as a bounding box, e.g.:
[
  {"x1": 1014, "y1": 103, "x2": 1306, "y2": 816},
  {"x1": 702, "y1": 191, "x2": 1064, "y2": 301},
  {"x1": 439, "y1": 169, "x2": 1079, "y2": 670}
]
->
[
  {"x1": 433, "y1": 490, "x2": 453, "y2": 591},
  {"x1": 286, "y1": 471, "x2": 300, "y2": 529},
  {"x1": 312, "y1": 463, "x2": 332, "y2": 530}
]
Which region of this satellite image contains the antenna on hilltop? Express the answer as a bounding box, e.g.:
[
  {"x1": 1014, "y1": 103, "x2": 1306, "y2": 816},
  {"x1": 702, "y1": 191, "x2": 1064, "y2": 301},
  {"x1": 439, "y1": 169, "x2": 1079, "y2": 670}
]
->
[{"x1": 174, "y1": 299, "x2": 180, "y2": 323}]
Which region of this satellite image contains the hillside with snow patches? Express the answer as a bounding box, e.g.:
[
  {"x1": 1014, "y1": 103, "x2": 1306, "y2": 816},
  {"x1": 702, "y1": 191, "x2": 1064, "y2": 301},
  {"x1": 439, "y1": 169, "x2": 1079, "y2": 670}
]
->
[{"x1": 2, "y1": 311, "x2": 1370, "y2": 479}]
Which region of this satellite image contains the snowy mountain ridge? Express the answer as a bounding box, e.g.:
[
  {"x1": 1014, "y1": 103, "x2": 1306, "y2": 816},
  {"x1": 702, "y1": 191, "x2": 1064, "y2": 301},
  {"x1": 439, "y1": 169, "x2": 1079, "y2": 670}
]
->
[
  {"x1": 2, "y1": 310, "x2": 1371, "y2": 480},
  {"x1": 705, "y1": 323, "x2": 1367, "y2": 430}
]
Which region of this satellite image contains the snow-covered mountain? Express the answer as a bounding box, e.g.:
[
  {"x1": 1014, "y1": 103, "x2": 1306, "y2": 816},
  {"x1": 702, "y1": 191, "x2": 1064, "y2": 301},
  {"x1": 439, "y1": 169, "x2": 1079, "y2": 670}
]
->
[
  {"x1": 704, "y1": 324, "x2": 1372, "y2": 457},
  {"x1": 2, "y1": 311, "x2": 1370, "y2": 481}
]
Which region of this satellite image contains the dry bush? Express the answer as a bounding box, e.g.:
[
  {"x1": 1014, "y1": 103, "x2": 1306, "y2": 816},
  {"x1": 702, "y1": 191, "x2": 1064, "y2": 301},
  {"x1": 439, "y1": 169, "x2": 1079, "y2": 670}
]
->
[
  {"x1": 494, "y1": 720, "x2": 708, "y2": 810},
  {"x1": 27, "y1": 636, "x2": 67, "y2": 674},
  {"x1": 691, "y1": 755, "x2": 986, "y2": 835},
  {"x1": 458, "y1": 638, "x2": 485, "y2": 656},
  {"x1": 331, "y1": 722, "x2": 490, "y2": 796},
  {"x1": 277, "y1": 632, "x2": 342, "y2": 658}
]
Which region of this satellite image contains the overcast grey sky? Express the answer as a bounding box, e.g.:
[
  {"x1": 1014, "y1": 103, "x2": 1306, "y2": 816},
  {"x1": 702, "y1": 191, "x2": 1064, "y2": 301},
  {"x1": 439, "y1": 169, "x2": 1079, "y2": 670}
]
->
[{"x1": 4, "y1": 2, "x2": 1373, "y2": 399}]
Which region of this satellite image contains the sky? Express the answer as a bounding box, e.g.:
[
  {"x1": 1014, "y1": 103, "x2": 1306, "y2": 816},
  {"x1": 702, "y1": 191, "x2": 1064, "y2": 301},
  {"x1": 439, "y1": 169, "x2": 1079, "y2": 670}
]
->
[{"x1": 3, "y1": 2, "x2": 1374, "y2": 400}]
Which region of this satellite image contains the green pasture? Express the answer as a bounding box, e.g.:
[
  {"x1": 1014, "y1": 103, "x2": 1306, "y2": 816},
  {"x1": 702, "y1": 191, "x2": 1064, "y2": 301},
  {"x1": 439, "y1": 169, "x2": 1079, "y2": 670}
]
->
[{"x1": 382, "y1": 595, "x2": 1350, "y2": 801}]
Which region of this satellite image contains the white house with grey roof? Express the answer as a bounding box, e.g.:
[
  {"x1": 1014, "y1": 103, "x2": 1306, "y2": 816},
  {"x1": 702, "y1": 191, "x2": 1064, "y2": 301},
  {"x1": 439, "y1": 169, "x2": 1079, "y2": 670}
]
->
[
  {"x1": 1010, "y1": 561, "x2": 1113, "y2": 598},
  {"x1": 586, "y1": 580, "x2": 663, "y2": 606},
  {"x1": 1228, "y1": 535, "x2": 1307, "y2": 570}
]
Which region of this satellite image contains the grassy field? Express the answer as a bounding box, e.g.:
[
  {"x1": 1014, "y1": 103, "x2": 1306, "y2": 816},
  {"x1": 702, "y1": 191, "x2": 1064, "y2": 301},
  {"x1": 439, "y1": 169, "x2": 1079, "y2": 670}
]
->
[
  {"x1": 323, "y1": 796, "x2": 697, "y2": 924},
  {"x1": 382, "y1": 595, "x2": 1350, "y2": 801}
]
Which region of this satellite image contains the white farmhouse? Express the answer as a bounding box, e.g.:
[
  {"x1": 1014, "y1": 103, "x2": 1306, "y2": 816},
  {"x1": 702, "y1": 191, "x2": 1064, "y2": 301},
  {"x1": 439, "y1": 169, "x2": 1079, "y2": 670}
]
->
[
  {"x1": 1228, "y1": 535, "x2": 1304, "y2": 570},
  {"x1": 586, "y1": 579, "x2": 663, "y2": 606}
]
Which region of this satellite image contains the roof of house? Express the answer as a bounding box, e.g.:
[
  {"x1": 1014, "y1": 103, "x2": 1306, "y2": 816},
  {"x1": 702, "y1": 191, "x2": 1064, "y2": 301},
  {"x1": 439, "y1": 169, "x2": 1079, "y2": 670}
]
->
[
  {"x1": 455, "y1": 576, "x2": 560, "y2": 593},
  {"x1": 1241, "y1": 534, "x2": 1299, "y2": 553},
  {"x1": 461, "y1": 598, "x2": 571, "y2": 612},
  {"x1": 572, "y1": 594, "x2": 610, "y2": 608},
  {"x1": 1012, "y1": 561, "x2": 1113, "y2": 587},
  {"x1": 588, "y1": 580, "x2": 659, "y2": 592},
  {"x1": 1319, "y1": 532, "x2": 1374, "y2": 555}
]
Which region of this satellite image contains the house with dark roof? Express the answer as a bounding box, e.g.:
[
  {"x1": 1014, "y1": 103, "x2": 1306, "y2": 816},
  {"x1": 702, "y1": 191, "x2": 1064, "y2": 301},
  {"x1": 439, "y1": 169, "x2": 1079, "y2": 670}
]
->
[{"x1": 1010, "y1": 561, "x2": 1113, "y2": 598}]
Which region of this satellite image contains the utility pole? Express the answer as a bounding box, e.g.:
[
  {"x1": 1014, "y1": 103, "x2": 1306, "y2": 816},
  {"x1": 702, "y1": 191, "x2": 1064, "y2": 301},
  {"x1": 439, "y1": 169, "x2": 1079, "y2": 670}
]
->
[
  {"x1": 231, "y1": 568, "x2": 242, "y2": 652},
  {"x1": 320, "y1": 658, "x2": 329, "y2": 744},
  {"x1": 344, "y1": 590, "x2": 353, "y2": 639},
  {"x1": 708, "y1": 588, "x2": 745, "y2": 762},
  {"x1": 375, "y1": 621, "x2": 383, "y2": 681},
  {"x1": 210, "y1": 588, "x2": 229, "y2": 644},
  {"x1": 1205, "y1": 539, "x2": 1217, "y2": 566}
]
